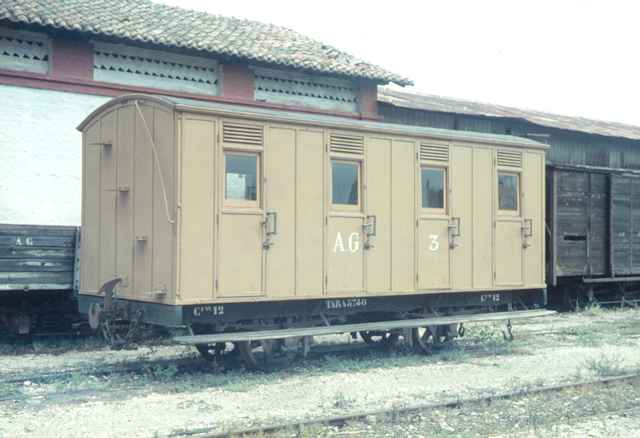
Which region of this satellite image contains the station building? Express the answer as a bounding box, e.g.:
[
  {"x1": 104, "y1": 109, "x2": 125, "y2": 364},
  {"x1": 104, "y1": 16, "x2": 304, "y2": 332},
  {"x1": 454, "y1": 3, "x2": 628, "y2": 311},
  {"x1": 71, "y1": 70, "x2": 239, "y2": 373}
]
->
[{"x1": 0, "y1": 0, "x2": 411, "y2": 225}]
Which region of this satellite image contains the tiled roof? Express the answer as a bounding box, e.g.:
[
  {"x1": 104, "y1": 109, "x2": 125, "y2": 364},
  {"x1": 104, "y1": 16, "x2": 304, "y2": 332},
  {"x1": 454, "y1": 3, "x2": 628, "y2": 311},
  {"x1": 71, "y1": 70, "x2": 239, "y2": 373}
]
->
[
  {"x1": 379, "y1": 87, "x2": 640, "y2": 141},
  {"x1": 0, "y1": 0, "x2": 412, "y2": 86}
]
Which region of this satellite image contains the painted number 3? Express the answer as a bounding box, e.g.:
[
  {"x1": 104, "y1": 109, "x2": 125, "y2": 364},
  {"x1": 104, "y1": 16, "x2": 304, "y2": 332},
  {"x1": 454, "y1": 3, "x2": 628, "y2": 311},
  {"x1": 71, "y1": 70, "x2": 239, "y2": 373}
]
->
[{"x1": 429, "y1": 234, "x2": 440, "y2": 251}]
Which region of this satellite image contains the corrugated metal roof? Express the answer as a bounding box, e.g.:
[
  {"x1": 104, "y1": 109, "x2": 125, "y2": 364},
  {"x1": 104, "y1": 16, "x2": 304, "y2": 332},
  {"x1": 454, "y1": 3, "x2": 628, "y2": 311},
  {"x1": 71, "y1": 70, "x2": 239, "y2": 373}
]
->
[
  {"x1": 0, "y1": 0, "x2": 412, "y2": 86},
  {"x1": 379, "y1": 87, "x2": 640, "y2": 141},
  {"x1": 78, "y1": 93, "x2": 547, "y2": 150}
]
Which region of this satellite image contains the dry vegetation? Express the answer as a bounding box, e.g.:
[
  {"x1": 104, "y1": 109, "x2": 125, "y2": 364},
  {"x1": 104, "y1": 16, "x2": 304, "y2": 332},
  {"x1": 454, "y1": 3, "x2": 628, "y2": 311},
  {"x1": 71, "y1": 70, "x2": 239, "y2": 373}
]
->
[{"x1": 0, "y1": 307, "x2": 639, "y2": 437}]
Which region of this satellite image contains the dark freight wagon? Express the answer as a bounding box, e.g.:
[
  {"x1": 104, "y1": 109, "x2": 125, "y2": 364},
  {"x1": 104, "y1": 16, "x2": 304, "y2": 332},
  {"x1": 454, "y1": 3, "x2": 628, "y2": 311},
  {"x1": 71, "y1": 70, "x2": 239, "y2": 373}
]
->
[
  {"x1": 0, "y1": 224, "x2": 79, "y2": 334},
  {"x1": 549, "y1": 165, "x2": 640, "y2": 287}
]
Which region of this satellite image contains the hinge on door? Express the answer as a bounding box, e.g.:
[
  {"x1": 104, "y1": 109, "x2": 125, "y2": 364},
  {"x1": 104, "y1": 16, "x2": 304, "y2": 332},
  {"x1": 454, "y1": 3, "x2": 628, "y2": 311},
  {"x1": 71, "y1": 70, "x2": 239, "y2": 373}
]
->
[
  {"x1": 325, "y1": 275, "x2": 328, "y2": 287},
  {"x1": 215, "y1": 278, "x2": 219, "y2": 289},
  {"x1": 325, "y1": 216, "x2": 328, "y2": 226},
  {"x1": 416, "y1": 151, "x2": 419, "y2": 161},
  {"x1": 416, "y1": 273, "x2": 419, "y2": 282}
]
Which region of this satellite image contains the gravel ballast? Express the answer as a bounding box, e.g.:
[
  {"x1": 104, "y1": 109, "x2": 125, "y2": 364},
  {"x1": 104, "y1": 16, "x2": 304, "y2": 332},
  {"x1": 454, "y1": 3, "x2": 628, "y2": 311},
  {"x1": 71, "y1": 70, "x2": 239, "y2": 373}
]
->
[{"x1": 1, "y1": 308, "x2": 639, "y2": 437}]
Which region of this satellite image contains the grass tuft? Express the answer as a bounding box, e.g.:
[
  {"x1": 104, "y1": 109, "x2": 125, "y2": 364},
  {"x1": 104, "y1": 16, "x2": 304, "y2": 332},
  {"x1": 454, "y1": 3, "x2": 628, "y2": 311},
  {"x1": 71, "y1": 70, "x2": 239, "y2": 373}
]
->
[{"x1": 579, "y1": 354, "x2": 638, "y2": 378}]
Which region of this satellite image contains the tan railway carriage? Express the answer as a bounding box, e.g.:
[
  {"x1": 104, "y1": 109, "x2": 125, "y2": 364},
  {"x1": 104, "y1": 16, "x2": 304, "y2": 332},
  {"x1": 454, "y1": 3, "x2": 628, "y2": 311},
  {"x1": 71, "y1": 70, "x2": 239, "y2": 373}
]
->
[{"x1": 77, "y1": 94, "x2": 549, "y2": 360}]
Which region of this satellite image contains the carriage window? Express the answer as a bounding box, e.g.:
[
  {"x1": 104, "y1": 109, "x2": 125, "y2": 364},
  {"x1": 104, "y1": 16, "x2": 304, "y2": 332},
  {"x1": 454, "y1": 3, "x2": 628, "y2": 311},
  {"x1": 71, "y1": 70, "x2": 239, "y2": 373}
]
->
[
  {"x1": 421, "y1": 167, "x2": 446, "y2": 210},
  {"x1": 332, "y1": 161, "x2": 359, "y2": 206},
  {"x1": 225, "y1": 153, "x2": 258, "y2": 204},
  {"x1": 498, "y1": 172, "x2": 519, "y2": 211}
]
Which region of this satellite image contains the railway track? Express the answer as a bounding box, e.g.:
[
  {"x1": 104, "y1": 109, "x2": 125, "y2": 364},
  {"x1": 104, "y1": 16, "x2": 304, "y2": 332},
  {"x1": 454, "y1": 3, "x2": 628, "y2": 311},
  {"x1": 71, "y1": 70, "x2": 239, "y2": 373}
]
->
[
  {"x1": 0, "y1": 318, "x2": 606, "y2": 391},
  {"x1": 0, "y1": 342, "x2": 374, "y2": 401},
  {"x1": 0, "y1": 333, "x2": 523, "y2": 390},
  {"x1": 171, "y1": 373, "x2": 640, "y2": 437}
]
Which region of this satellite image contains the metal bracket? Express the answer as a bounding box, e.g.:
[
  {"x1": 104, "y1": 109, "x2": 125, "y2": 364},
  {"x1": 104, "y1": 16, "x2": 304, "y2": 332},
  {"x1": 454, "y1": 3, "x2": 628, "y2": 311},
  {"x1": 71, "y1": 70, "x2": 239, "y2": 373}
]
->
[
  {"x1": 88, "y1": 142, "x2": 112, "y2": 148},
  {"x1": 448, "y1": 216, "x2": 461, "y2": 249},
  {"x1": 363, "y1": 215, "x2": 376, "y2": 249},
  {"x1": 522, "y1": 218, "x2": 533, "y2": 248},
  {"x1": 262, "y1": 211, "x2": 278, "y2": 249}
]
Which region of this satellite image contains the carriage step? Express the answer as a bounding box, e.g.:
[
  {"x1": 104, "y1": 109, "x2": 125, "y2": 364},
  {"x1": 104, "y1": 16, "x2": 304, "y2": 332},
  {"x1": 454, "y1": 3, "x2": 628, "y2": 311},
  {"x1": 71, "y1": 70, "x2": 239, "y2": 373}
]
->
[{"x1": 174, "y1": 309, "x2": 556, "y2": 345}]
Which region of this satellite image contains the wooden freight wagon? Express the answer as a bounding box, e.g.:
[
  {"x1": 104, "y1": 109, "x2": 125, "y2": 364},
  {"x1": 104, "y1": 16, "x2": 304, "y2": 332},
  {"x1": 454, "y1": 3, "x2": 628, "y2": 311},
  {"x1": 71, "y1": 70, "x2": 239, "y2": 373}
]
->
[
  {"x1": 77, "y1": 94, "x2": 551, "y2": 362},
  {"x1": 549, "y1": 165, "x2": 640, "y2": 290},
  {"x1": 0, "y1": 224, "x2": 79, "y2": 334}
]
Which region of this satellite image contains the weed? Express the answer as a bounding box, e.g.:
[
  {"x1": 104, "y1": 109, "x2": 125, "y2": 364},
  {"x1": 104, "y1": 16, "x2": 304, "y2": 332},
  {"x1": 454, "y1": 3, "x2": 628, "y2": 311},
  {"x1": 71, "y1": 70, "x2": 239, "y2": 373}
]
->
[
  {"x1": 581, "y1": 302, "x2": 607, "y2": 317},
  {"x1": 579, "y1": 354, "x2": 632, "y2": 378},
  {"x1": 144, "y1": 364, "x2": 179, "y2": 380},
  {"x1": 332, "y1": 391, "x2": 354, "y2": 409},
  {"x1": 384, "y1": 400, "x2": 409, "y2": 422},
  {"x1": 222, "y1": 379, "x2": 253, "y2": 393}
]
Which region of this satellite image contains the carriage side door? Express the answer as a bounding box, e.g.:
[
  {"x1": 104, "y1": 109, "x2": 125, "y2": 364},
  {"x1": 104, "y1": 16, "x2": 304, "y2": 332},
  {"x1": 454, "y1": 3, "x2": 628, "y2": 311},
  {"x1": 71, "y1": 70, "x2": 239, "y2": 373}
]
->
[
  {"x1": 217, "y1": 121, "x2": 265, "y2": 297},
  {"x1": 494, "y1": 149, "x2": 525, "y2": 287},
  {"x1": 417, "y1": 143, "x2": 451, "y2": 290},
  {"x1": 326, "y1": 133, "x2": 365, "y2": 295}
]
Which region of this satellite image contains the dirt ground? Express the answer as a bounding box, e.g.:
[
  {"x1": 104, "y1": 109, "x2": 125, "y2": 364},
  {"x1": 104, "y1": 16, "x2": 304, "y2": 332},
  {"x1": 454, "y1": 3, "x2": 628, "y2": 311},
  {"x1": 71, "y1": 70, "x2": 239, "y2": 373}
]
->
[
  {"x1": 321, "y1": 374, "x2": 640, "y2": 437},
  {"x1": 1, "y1": 307, "x2": 640, "y2": 438}
]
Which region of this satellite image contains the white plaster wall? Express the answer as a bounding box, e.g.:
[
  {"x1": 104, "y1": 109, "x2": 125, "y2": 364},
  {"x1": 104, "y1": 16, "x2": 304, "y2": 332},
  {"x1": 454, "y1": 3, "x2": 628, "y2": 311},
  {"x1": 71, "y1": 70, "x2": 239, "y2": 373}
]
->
[{"x1": 0, "y1": 85, "x2": 109, "y2": 225}]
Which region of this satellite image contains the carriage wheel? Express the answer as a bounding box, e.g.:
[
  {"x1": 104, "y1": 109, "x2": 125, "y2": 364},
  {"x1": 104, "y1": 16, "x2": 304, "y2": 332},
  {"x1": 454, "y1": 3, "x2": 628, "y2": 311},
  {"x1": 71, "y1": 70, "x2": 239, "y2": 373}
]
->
[
  {"x1": 195, "y1": 342, "x2": 229, "y2": 361},
  {"x1": 359, "y1": 330, "x2": 400, "y2": 348},
  {"x1": 235, "y1": 339, "x2": 284, "y2": 370},
  {"x1": 412, "y1": 325, "x2": 454, "y2": 354}
]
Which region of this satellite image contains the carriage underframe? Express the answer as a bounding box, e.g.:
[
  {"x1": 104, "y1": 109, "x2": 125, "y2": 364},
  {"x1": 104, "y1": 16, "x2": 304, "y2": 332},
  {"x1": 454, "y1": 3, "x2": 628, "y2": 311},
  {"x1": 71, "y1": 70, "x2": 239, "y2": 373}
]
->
[{"x1": 79, "y1": 287, "x2": 550, "y2": 367}]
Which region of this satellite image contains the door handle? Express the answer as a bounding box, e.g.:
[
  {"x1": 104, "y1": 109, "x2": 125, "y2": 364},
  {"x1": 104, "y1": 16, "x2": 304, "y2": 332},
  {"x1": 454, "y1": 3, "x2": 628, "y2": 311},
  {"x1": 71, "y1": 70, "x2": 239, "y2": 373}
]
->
[
  {"x1": 522, "y1": 218, "x2": 533, "y2": 248},
  {"x1": 265, "y1": 211, "x2": 278, "y2": 236},
  {"x1": 448, "y1": 217, "x2": 461, "y2": 249},
  {"x1": 363, "y1": 215, "x2": 376, "y2": 250},
  {"x1": 262, "y1": 211, "x2": 277, "y2": 249}
]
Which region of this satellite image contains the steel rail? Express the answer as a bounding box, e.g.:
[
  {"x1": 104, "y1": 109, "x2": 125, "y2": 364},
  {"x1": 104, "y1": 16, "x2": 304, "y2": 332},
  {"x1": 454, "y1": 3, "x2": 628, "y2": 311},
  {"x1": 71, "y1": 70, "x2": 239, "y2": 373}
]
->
[
  {"x1": 0, "y1": 341, "x2": 376, "y2": 389},
  {"x1": 0, "y1": 355, "x2": 199, "y2": 387},
  {"x1": 181, "y1": 373, "x2": 640, "y2": 438}
]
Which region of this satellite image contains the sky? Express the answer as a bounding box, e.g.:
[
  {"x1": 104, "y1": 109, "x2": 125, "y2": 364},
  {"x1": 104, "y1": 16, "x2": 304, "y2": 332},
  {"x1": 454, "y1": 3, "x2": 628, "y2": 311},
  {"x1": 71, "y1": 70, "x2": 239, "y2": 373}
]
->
[{"x1": 158, "y1": 0, "x2": 640, "y2": 126}]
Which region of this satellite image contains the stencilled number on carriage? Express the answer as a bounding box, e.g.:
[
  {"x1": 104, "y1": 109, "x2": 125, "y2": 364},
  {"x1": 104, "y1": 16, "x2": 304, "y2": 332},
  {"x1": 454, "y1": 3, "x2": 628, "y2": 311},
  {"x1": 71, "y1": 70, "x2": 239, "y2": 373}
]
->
[
  {"x1": 333, "y1": 232, "x2": 360, "y2": 253},
  {"x1": 193, "y1": 305, "x2": 225, "y2": 317},
  {"x1": 326, "y1": 298, "x2": 367, "y2": 310},
  {"x1": 480, "y1": 293, "x2": 501, "y2": 303},
  {"x1": 429, "y1": 234, "x2": 440, "y2": 251}
]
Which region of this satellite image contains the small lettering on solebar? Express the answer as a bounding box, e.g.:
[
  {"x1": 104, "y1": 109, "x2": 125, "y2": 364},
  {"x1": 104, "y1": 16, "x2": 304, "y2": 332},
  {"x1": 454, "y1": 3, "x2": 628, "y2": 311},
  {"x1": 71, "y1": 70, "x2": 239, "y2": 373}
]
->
[
  {"x1": 480, "y1": 293, "x2": 501, "y2": 303},
  {"x1": 326, "y1": 298, "x2": 368, "y2": 310},
  {"x1": 193, "y1": 305, "x2": 225, "y2": 317}
]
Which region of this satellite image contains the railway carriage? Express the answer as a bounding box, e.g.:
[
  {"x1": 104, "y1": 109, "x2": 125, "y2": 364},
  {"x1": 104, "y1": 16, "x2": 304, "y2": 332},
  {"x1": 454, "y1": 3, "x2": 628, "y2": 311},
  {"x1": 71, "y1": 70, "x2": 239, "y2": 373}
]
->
[{"x1": 77, "y1": 94, "x2": 550, "y2": 365}]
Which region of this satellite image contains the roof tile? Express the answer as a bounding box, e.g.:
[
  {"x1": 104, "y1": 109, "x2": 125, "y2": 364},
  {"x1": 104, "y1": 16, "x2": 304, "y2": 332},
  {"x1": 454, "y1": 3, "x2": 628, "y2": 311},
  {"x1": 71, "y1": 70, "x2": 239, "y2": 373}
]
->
[
  {"x1": 0, "y1": 0, "x2": 412, "y2": 85},
  {"x1": 379, "y1": 87, "x2": 640, "y2": 141}
]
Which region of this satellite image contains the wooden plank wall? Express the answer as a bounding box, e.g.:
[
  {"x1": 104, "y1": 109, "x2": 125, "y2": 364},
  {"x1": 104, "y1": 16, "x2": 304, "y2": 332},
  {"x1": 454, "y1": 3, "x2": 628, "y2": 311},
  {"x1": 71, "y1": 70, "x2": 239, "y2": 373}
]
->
[
  {"x1": 0, "y1": 224, "x2": 78, "y2": 291},
  {"x1": 553, "y1": 170, "x2": 607, "y2": 277},
  {"x1": 379, "y1": 103, "x2": 640, "y2": 169}
]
